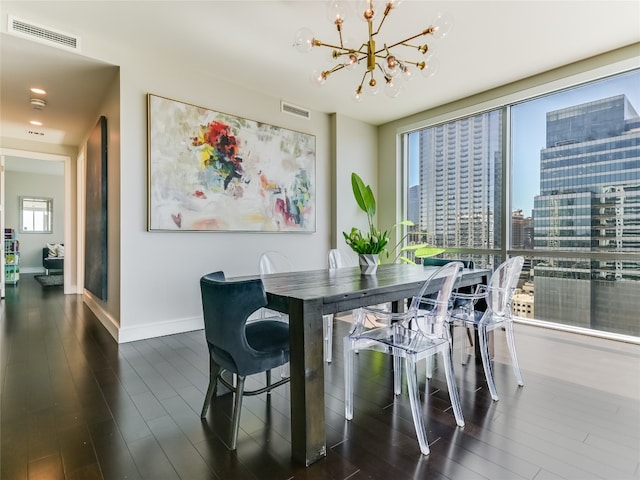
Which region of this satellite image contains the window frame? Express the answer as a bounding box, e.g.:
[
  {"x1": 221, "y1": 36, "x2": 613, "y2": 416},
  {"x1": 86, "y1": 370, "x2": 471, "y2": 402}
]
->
[
  {"x1": 19, "y1": 195, "x2": 53, "y2": 234},
  {"x1": 399, "y1": 60, "x2": 640, "y2": 342}
]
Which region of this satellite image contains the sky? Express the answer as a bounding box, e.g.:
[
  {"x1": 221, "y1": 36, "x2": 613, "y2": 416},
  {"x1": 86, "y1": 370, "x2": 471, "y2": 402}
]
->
[{"x1": 408, "y1": 69, "x2": 640, "y2": 216}]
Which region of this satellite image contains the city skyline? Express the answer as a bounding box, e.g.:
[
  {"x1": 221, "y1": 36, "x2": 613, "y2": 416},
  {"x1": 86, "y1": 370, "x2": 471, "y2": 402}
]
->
[
  {"x1": 409, "y1": 69, "x2": 640, "y2": 219},
  {"x1": 407, "y1": 77, "x2": 640, "y2": 337}
]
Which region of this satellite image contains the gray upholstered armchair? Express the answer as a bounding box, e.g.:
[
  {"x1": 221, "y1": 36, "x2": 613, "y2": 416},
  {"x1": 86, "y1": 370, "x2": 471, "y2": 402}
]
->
[{"x1": 42, "y1": 246, "x2": 64, "y2": 275}]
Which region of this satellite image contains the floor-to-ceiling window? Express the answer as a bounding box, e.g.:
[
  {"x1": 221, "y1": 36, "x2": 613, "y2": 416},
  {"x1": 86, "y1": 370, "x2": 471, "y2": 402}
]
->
[{"x1": 406, "y1": 68, "x2": 640, "y2": 338}]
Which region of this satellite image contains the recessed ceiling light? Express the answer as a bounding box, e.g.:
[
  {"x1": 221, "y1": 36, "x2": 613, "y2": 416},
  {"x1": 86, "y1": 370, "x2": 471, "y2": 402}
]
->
[
  {"x1": 30, "y1": 87, "x2": 47, "y2": 95},
  {"x1": 30, "y1": 120, "x2": 43, "y2": 126}
]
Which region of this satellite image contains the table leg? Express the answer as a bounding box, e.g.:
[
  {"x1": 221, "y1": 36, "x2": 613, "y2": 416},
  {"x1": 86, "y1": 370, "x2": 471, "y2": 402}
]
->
[{"x1": 288, "y1": 297, "x2": 326, "y2": 466}]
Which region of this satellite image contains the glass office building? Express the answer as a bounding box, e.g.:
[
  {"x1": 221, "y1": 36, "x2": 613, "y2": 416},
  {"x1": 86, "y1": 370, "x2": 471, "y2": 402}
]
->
[
  {"x1": 533, "y1": 95, "x2": 640, "y2": 335},
  {"x1": 409, "y1": 90, "x2": 639, "y2": 337}
]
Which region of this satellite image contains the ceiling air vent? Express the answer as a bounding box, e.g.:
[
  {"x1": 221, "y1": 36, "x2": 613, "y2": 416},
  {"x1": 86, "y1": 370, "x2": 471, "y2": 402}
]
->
[
  {"x1": 26, "y1": 130, "x2": 45, "y2": 137},
  {"x1": 8, "y1": 15, "x2": 80, "y2": 52},
  {"x1": 281, "y1": 101, "x2": 311, "y2": 120}
]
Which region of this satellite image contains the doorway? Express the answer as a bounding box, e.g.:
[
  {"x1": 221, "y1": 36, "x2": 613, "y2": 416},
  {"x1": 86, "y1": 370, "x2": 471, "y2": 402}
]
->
[{"x1": 0, "y1": 148, "x2": 78, "y2": 296}]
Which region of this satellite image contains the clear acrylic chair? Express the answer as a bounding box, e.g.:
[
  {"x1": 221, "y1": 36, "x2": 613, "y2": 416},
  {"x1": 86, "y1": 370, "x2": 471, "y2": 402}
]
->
[
  {"x1": 259, "y1": 251, "x2": 292, "y2": 376},
  {"x1": 344, "y1": 262, "x2": 465, "y2": 455},
  {"x1": 423, "y1": 257, "x2": 476, "y2": 349},
  {"x1": 450, "y1": 256, "x2": 525, "y2": 401},
  {"x1": 323, "y1": 249, "x2": 357, "y2": 362},
  {"x1": 258, "y1": 251, "x2": 292, "y2": 322}
]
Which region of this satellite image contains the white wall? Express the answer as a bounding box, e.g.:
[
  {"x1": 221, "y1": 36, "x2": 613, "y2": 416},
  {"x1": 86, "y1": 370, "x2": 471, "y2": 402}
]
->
[
  {"x1": 109, "y1": 51, "x2": 334, "y2": 342},
  {"x1": 332, "y1": 114, "x2": 378, "y2": 257},
  {"x1": 4, "y1": 170, "x2": 64, "y2": 272}
]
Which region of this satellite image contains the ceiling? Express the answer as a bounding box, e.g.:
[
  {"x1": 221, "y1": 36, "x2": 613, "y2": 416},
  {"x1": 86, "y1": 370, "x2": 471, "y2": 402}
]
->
[{"x1": 1, "y1": 1, "x2": 639, "y2": 161}]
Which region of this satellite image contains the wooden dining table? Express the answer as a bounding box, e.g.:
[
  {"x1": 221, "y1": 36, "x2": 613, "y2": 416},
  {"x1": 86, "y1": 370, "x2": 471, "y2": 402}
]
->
[{"x1": 254, "y1": 262, "x2": 490, "y2": 466}]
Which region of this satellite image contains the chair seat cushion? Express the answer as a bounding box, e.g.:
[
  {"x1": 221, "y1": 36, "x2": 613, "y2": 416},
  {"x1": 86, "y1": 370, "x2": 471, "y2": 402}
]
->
[
  {"x1": 246, "y1": 319, "x2": 290, "y2": 354},
  {"x1": 212, "y1": 318, "x2": 290, "y2": 376}
]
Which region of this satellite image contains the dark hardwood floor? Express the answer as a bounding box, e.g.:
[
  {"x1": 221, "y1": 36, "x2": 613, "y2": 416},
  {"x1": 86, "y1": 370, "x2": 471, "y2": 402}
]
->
[{"x1": 2, "y1": 274, "x2": 639, "y2": 480}]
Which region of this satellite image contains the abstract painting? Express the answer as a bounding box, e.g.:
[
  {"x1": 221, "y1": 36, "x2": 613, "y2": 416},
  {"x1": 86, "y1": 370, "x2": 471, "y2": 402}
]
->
[
  {"x1": 85, "y1": 116, "x2": 108, "y2": 300},
  {"x1": 147, "y1": 94, "x2": 316, "y2": 232}
]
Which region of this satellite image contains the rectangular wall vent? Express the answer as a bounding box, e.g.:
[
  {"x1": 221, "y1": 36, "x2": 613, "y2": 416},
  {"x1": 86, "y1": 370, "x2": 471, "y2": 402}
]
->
[
  {"x1": 8, "y1": 15, "x2": 80, "y2": 52},
  {"x1": 281, "y1": 101, "x2": 311, "y2": 120}
]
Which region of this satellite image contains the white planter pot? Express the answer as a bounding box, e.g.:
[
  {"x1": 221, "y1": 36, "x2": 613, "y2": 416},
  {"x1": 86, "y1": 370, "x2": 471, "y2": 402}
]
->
[{"x1": 358, "y1": 254, "x2": 379, "y2": 275}]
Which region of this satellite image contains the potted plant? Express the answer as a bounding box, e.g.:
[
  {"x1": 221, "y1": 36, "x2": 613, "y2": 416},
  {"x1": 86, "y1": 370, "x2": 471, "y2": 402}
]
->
[
  {"x1": 343, "y1": 172, "x2": 444, "y2": 274},
  {"x1": 342, "y1": 173, "x2": 388, "y2": 274}
]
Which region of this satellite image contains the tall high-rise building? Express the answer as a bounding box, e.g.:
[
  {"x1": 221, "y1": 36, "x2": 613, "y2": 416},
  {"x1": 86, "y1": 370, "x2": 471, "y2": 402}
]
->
[
  {"x1": 511, "y1": 209, "x2": 533, "y2": 249},
  {"x1": 408, "y1": 184, "x2": 420, "y2": 225},
  {"x1": 533, "y1": 94, "x2": 640, "y2": 335},
  {"x1": 417, "y1": 111, "x2": 502, "y2": 250}
]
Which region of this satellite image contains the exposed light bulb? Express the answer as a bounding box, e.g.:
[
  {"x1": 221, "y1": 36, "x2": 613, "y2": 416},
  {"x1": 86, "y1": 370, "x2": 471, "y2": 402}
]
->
[
  {"x1": 358, "y1": 0, "x2": 376, "y2": 21},
  {"x1": 386, "y1": 55, "x2": 400, "y2": 77},
  {"x1": 327, "y1": 0, "x2": 349, "y2": 24},
  {"x1": 352, "y1": 86, "x2": 364, "y2": 103},
  {"x1": 420, "y1": 54, "x2": 440, "y2": 78},
  {"x1": 311, "y1": 70, "x2": 328, "y2": 86},
  {"x1": 431, "y1": 12, "x2": 453, "y2": 39},
  {"x1": 401, "y1": 65, "x2": 413, "y2": 81},
  {"x1": 345, "y1": 52, "x2": 359, "y2": 69},
  {"x1": 30, "y1": 87, "x2": 47, "y2": 95},
  {"x1": 366, "y1": 78, "x2": 379, "y2": 96},
  {"x1": 293, "y1": 27, "x2": 315, "y2": 53},
  {"x1": 384, "y1": 77, "x2": 402, "y2": 98}
]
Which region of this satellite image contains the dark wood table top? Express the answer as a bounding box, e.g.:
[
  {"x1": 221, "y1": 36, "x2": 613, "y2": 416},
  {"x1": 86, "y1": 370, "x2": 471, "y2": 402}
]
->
[{"x1": 259, "y1": 262, "x2": 491, "y2": 315}]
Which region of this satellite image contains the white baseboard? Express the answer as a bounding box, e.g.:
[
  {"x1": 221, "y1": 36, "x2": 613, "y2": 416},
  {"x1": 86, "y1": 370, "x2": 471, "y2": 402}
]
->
[
  {"x1": 118, "y1": 315, "x2": 204, "y2": 343},
  {"x1": 83, "y1": 292, "x2": 204, "y2": 343},
  {"x1": 83, "y1": 293, "x2": 120, "y2": 341},
  {"x1": 21, "y1": 267, "x2": 45, "y2": 274}
]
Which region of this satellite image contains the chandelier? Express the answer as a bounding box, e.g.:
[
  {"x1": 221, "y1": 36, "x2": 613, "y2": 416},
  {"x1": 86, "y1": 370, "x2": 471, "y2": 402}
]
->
[{"x1": 293, "y1": 0, "x2": 453, "y2": 101}]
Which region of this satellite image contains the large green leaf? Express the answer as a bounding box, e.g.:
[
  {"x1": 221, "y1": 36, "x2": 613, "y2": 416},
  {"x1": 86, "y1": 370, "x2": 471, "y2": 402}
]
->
[
  {"x1": 398, "y1": 220, "x2": 415, "y2": 227},
  {"x1": 414, "y1": 247, "x2": 446, "y2": 258},
  {"x1": 351, "y1": 172, "x2": 376, "y2": 220},
  {"x1": 400, "y1": 243, "x2": 429, "y2": 252}
]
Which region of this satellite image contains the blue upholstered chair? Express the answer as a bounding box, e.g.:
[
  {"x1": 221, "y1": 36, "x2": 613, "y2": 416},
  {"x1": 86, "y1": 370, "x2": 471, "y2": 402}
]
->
[{"x1": 200, "y1": 271, "x2": 290, "y2": 450}]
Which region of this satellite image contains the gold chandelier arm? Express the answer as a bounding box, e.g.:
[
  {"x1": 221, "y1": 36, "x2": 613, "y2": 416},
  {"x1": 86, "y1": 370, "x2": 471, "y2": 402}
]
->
[
  {"x1": 396, "y1": 59, "x2": 422, "y2": 68},
  {"x1": 335, "y1": 20, "x2": 345, "y2": 48},
  {"x1": 357, "y1": 70, "x2": 368, "y2": 89},
  {"x1": 375, "y1": 63, "x2": 390, "y2": 80},
  {"x1": 381, "y1": 28, "x2": 435, "y2": 51},
  {"x1": 313, "y1": 40, "x2": 346, "y2": 51},
  {"x1": 373, "y1": 3, "x2": 394, "y2": 36},
  {"x1": 315, "y1": 40, "x2": 369, "y2": 57},
  {"x1": 327, "y1": 63, "x2": 346, "y2": 75},
  {"x1": 389, "y1": 42, "x2": 429, "y2": 53}
]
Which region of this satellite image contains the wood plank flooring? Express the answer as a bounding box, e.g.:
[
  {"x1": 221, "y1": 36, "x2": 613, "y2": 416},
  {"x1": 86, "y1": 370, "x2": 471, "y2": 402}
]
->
[{"x1": 1, "y1": 274, "x2": 639, "y2": 479}]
